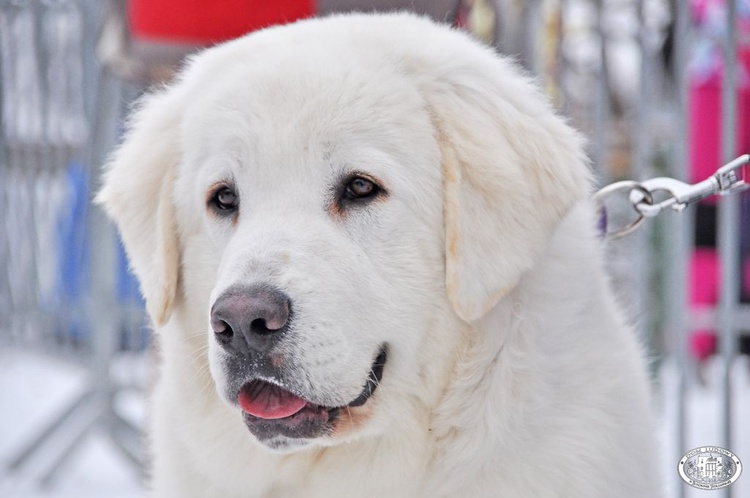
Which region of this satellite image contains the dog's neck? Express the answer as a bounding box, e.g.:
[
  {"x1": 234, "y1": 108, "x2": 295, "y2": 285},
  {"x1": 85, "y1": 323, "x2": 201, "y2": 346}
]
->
[{"x1": 421, "y1": 203, "x2": 622, "y2": 490}]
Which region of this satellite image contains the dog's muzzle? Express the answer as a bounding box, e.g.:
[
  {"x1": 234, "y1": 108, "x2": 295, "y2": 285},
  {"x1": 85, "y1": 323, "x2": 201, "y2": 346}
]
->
[
  {"x1": 237, "y1": 345, "x2": 388, "y2": 446},
  {"x1": 210, "y1": 285, "x2": 389, "y2": 447}
]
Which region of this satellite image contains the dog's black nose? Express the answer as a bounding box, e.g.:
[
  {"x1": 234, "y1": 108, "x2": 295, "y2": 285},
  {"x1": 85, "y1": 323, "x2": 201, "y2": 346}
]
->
[{"x1": 210, "y1": 286, "x2": 291, "y2": 354}]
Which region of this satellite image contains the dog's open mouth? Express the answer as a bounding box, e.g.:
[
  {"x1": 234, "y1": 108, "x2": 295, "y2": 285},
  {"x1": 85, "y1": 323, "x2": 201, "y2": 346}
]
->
[{"x1": 238, "y1": 346, "x2": 387, "y2": 444}]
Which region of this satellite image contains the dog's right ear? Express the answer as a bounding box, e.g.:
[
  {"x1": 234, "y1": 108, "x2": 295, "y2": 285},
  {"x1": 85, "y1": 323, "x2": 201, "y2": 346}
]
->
[
  {"x1": 409, "y1": 31, "x2": 591, "y2": 323},
  {"x1": 96, "y1": 89, "x2": 183, "y2": 327}
]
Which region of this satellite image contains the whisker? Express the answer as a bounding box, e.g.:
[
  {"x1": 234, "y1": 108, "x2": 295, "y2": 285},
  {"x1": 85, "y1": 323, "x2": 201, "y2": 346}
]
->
[{"x1": 369, "y1": 368, "x2": 380, "y2": 388}]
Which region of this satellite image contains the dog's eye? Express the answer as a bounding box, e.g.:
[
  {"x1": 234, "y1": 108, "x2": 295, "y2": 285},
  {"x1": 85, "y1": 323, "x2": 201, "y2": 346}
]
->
[
  {"x1": 344, "y1": 176, "x2": 380, "y2": 201},
  {"x1": 209, "y1": 186, "x2": 239, "y2": 214}
]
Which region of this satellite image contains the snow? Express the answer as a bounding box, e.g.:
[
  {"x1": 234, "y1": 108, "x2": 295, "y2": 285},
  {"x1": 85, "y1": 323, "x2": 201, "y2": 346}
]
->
[
  {"x1": 1, "y1": 348, "x2": 748, "y2": 497},
  {"x1": 0, "y1": 350, "x2": 144, "y2": 498}
]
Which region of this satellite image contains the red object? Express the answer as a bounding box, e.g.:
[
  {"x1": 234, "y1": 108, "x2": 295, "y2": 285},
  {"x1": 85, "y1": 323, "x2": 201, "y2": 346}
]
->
[
  {"x1": 688, "y1": 49, "x2": 750, "y2": 188},
  {"x1": 689, "y1": 248, "x2": 720, "y2": 305},
  {"x1": 128, "y1": 0, "x2": 316, "y2": 44},
  {"x1": 690, "y1": 330, "x2": 717, "y2": 361}
]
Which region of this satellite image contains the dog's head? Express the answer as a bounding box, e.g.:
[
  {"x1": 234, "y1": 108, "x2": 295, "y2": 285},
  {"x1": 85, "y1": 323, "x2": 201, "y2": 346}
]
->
[{"x1": 97, "y1": 14, "x2": 590, "y2": 452}]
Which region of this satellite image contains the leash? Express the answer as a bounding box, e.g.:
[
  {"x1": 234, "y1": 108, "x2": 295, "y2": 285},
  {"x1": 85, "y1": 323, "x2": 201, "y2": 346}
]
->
[{"x1": 594, "y1": 154, "x2": 750, "y2": 239}]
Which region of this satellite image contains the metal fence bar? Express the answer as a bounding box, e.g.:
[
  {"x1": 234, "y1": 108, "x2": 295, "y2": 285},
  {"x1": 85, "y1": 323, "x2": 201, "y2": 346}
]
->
[
  {"x1": 670, "y1": 1, "x2": 692, "y2": 497},
  {"x1": 5, "y1": 391, "x2": 94, "y2": 472},
  {"x1": 718, "y1": 3, "x2": 740, "y2": 497},
  {"x1": 593, "y1": 0, "x2": 611, "y2": 180},
  {"x1": 632, "y1": 0, "x2": 652, "y2": 344},
  {"x1": 520, "y1": 0, "x2": 540, "y2": 74}
]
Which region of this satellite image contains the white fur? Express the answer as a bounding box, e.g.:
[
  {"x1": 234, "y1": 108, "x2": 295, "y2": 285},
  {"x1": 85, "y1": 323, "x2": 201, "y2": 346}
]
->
[{"x1": 97, "y1": 13, "x2": 662, "y2": 497}]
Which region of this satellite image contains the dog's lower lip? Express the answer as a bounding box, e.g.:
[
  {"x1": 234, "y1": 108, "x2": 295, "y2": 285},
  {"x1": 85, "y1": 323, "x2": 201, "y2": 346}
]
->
[{"x1": 347, "y1": 345, "x2": 387, "y2": 407}]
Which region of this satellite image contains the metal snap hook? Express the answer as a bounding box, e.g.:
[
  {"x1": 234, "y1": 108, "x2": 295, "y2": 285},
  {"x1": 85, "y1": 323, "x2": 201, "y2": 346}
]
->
[{"x1": 593, "y1": 181, "x2": 654, "y2": 239}]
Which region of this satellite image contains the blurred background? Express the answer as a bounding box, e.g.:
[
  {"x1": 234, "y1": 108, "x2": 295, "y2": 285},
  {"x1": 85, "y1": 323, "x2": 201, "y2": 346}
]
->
[{"x1": 0, "y1": 0, "x2": 748, "y2": 497}]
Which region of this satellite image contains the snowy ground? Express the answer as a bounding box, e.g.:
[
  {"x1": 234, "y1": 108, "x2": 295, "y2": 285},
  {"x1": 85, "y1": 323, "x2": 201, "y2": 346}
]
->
[
  {"x1": 0, "y1": 348, "x2": 748, "y2": 497},
  {"x1": 0, "y1": 350, "x2": 144, "y2": 498}
]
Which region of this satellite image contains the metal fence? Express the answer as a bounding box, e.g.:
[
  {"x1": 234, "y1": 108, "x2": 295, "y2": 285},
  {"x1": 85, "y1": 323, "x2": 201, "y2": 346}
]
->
[
  {"x1": 0, "y1": 0, "x2": 148, "y2": 490},
  {"x1": 0, "y1": 0, "x2": 747, "y2": 496}
]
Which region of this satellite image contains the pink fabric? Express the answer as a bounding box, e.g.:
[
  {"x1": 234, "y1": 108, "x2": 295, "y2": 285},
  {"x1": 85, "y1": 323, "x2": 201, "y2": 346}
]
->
[
  {"x1": 690, "y1": 248, "x2": 720, "y2": 305},
  {"x1": 690, "y1": 330, "x2": 718, "y2": 361},
  {"x1": 688, "y1": 58, "x2": 750, "y2": 188}
]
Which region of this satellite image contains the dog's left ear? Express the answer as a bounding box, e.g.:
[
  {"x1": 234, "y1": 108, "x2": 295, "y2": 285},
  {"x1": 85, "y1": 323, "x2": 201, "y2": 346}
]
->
[
  {"x1": 95, "y1": 88, "x2": 183, "y2": 327},
  {"x1": 417, "y1": 40, "x2": 592, "y2": 323}
]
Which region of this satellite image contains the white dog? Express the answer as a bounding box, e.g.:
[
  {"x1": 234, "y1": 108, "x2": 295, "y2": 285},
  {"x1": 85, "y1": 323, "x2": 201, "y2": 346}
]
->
[{"x1": 98, "y1": 13, "x2": 662, "y2": 497}]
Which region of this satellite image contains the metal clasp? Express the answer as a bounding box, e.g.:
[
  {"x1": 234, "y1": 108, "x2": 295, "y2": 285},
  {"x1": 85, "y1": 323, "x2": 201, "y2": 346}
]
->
[
  {"x1": 595, "y1": 154, "x2": 750, "y2": 239},
  {"x1": 630, "y1": 154, "x2": 749, "y2": 218}
]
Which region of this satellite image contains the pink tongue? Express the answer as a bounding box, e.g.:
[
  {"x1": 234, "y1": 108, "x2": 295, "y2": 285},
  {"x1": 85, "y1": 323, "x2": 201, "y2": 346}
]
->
[{"x1": 238, "y1": 381, "x2": 308, "y2": 419}]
